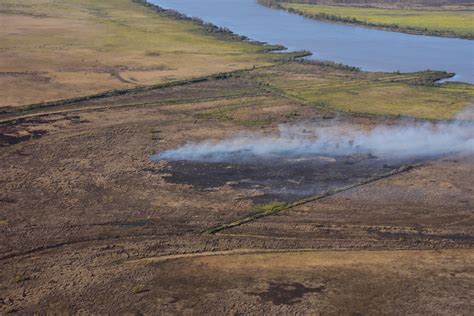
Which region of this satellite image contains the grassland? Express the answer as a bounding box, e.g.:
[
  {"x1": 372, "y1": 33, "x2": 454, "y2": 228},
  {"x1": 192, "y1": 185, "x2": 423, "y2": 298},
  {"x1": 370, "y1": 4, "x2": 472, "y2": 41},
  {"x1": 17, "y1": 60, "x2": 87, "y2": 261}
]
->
[
  {"x1": 1, "y1": 74, "x2": 473, "y2": 313},
  {"x1": 1, "y1": 0, "x2": 473, "y2": 314},
  {"x1": 261, "y1": 0, "x2": 474, "y2": 38},
  {"x1": 248, "y1": 62, "x2": 474, "y2": 119},
  {"x1": 1, "y1": 63, "x2": 473, "y2": 314},
  {"x1": 0, "y1": 0, "x2": 295, "y2": 107},
  {"x1": 116, "y1": 248, "x2": 473, "y2": 314},
  {"x1": 3, "y1": 60, "x2": 471, "y2": 121}
]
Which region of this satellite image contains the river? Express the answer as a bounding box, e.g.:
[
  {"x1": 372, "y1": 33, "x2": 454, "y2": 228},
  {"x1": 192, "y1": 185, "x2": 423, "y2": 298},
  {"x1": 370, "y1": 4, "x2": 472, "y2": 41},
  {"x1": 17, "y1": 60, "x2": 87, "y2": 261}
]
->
[{"x1": 150, "y1": 0, "x2": 474, "y2": 83}]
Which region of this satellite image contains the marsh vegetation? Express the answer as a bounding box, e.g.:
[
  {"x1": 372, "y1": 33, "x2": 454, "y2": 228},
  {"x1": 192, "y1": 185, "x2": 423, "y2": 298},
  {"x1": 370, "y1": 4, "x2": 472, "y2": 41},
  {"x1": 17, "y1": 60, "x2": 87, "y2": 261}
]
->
[
  {"x1": 259, "y1": 0, "x2": 474, "y2": 38},
  {"x1": 1, "y1": 0, "x2": 473, "y2": 314}
]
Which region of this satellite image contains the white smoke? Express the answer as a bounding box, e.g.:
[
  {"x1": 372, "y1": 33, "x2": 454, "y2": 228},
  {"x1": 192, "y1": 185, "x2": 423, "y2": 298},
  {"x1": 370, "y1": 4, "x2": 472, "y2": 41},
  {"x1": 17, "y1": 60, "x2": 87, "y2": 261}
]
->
[{"x1": 153, "y1": 115, "x2": 474, "y2": 163}]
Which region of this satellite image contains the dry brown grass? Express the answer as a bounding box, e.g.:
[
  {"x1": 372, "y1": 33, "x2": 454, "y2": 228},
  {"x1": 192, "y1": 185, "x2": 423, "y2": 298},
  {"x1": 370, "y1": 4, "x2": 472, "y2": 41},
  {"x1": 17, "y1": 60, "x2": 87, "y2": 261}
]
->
[
  {"x1": 1, "y1": 75, "x2": 473, "y2": 314},
  {"x1": 0, "y1": 0, "x2": 282, "y2": 107},
  {"x1": 135, "y1": 249, "x2": 474, "y2": 314}
]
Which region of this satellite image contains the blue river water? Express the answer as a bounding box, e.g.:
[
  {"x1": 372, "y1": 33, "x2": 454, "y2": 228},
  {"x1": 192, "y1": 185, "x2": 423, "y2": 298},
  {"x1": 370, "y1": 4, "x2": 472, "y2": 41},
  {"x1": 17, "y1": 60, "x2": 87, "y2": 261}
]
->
[{"x1": 150, "y1": 0, "x2": 474, "y2": 83}]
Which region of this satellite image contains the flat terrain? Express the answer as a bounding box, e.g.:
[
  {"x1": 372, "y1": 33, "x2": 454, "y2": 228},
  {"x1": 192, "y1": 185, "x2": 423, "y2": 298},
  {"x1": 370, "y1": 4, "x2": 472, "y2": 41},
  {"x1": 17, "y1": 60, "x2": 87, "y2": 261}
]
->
[
  {"x1": 247, "y1": 62, "x2": 473, "y2": 119},
  {"x1": 1, "y1": 63, "x2": 473, "y2": 313},
  {"x1": 1, "y1": 0, "x2": 473, "y2": 313},
  {"x1": 261, "y1": 0, "x2": 474, "y2": 38},
  {"x1": 0, "y1": 0, "x2": 288, "y2": 107}
]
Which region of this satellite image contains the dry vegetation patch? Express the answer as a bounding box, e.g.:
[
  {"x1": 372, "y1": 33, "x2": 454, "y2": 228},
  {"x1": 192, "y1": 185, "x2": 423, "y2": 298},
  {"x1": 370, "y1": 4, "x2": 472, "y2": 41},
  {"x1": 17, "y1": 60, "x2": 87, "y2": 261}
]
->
[
  {"x1": 0, "y1": 0, "x2": 287, "y2": 107},
  {"x1": 0, "y1": 28, "x2": 473, "y2": 313}
]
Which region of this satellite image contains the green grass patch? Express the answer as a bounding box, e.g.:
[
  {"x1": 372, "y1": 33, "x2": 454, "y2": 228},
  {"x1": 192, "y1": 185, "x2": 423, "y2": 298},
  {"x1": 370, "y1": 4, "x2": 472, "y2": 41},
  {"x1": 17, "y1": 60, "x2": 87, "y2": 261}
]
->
[
  {"x1": 249, "y1": 63, "x2": 473, "y2": 120},
  {"x1": 256, "y1": 201, "x2": 288, "y2": 213},
  {"x1": 279, "y1": 2, "x2": 474, "y2": 38}
]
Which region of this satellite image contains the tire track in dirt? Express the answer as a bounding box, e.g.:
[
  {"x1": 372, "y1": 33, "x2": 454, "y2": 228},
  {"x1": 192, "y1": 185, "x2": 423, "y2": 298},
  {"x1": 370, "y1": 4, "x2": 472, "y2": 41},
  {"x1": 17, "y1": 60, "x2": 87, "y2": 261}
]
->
[
  {"x1": 0, "y1": 232, "x2": 168, "y2": 262},
  {"x1": 0, "y1": 92, "x2": 270, "y2": 125},
  {"x1": 126, "y1": 246, "x2": 470, "y2": 265}
]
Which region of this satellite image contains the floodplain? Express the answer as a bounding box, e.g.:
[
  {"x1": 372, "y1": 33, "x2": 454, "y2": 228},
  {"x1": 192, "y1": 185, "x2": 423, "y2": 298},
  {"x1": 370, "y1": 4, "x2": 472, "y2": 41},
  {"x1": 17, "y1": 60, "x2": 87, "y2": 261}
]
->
[{"x1": 0, "y1": 0, "x2": 473, "y2": 314}]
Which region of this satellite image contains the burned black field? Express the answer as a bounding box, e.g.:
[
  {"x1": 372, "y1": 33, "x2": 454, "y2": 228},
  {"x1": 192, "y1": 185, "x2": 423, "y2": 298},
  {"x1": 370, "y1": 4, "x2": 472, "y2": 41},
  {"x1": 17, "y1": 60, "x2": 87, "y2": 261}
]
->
[{"x1": 160, "y1": 153, "x2": 427, "y2": 203}]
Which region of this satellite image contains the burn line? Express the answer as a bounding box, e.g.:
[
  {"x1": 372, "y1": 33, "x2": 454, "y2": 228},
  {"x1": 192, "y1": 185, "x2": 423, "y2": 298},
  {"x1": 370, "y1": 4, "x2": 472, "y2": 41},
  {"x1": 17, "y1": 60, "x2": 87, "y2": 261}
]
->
[{"x1": 204, "y1": 163, "x2": 419, "y2": 234}]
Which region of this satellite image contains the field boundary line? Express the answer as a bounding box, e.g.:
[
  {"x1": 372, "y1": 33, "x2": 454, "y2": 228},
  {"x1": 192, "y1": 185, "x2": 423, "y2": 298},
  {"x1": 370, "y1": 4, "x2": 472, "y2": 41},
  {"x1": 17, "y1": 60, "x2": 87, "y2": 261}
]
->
[
  {"x1": 126, "y1": 247, "x2": 472, "y2": 265},
  {"x1": 204, "y1": 163, "x2": 422, "y2": 234},
  {"x1": 0, "y1": 92, "x2": 270, "y2": 124}
]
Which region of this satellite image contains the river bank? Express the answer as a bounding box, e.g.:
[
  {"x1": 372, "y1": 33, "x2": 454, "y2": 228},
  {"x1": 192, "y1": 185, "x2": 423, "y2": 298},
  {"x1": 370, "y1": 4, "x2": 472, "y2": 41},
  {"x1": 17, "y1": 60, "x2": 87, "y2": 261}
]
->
[
  {"x1": 259, "y1": 0, "x2": 474, "y2": 39},
  {"x1": 151, "y1": 0, "x2": 474, "y2": 83}
]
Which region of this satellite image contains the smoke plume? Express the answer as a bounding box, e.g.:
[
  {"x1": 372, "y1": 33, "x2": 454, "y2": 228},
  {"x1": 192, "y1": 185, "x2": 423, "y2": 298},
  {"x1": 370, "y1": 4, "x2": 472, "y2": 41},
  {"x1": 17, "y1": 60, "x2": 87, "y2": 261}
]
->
[{"x1": 153, "y1": 114, "x2": 474, "y2": 163}]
